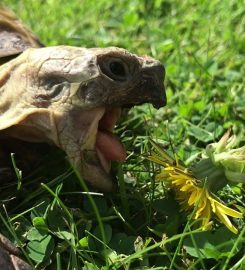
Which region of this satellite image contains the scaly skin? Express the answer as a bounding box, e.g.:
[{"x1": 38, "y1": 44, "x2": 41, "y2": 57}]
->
[
  {"x1": 0, "y1": 234, "x2": 31, "y2": 270},
  {"x1": 0, "y1": 45, "x2": 166, "y2": 191}
]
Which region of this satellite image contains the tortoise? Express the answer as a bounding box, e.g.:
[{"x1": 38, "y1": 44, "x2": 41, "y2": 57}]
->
[{"x1": 0, "y1": 7, "x2": 166, "y2": 269}]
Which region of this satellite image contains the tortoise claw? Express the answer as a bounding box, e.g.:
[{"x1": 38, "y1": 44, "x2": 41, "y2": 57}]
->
[{"x1": 0, "y1": 234, "x2": 31, "y2": 270}]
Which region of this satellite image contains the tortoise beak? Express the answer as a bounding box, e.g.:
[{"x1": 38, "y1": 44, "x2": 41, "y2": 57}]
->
[
  {"x1": 121, "y1": 57, "x2": 166, "y2": 109},
  {"x1": 140, "y1": 62, "x2": 166, "y2": 109}
]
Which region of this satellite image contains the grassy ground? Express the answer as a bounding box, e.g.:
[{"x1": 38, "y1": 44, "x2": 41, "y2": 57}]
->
[{"x1": 1, "y1": 0, "x2": 245, "y2": 269}]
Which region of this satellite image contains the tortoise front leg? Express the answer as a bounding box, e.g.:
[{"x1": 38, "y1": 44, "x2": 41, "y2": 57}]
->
[{"x1": 0, "y1": 233, "x2": 31, "y2": 270}]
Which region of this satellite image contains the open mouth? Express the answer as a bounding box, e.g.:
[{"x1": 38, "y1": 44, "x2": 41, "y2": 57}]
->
[
  {"x1": 95, "y1": 107, "x2": 126, "y2": 174},
  {"x1": 64, "y1": 106, "x2": 128, "y2": 191}
]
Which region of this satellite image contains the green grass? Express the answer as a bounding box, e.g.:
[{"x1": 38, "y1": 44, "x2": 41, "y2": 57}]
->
[{"x1": 1, "y1": 0, "x2": 245, "y2": 269}]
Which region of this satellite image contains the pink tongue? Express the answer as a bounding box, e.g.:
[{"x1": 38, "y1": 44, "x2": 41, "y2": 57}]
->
[{"x1": 96, "y1": 130, "x2": 126, "y2": 162}]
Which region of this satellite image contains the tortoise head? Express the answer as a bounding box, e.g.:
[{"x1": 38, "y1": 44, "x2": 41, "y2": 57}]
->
[{"x1": 0, "y1": 45, "x2": 166, "y2": 191}]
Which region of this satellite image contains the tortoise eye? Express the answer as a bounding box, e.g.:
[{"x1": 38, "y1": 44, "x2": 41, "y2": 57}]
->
[
  {"x1": 109, "y1": 60, "x2": 126, "y2": 77},
  {"x1": 99, "y1": 57, "x2": 129, "y2": 82}
]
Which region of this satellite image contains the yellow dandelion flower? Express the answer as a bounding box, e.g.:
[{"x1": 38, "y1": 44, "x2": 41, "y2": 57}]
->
[{"x1": 148, "y1": 140, "x2": 243, "y2": 234}]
